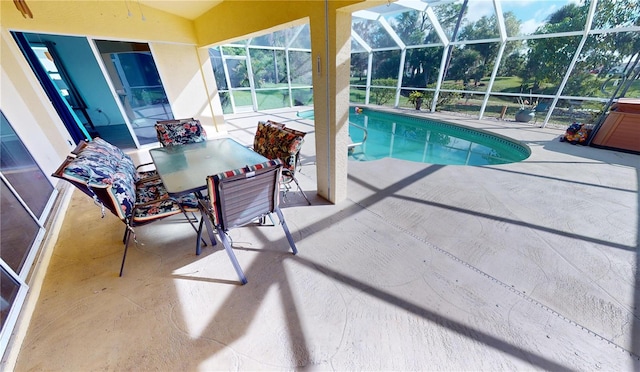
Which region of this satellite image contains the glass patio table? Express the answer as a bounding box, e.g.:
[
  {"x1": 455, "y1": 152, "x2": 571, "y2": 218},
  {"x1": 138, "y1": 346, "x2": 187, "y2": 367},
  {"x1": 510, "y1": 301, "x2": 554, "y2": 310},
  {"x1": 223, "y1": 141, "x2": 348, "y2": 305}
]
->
[{"x1": 149, "y1": 137, "x2": 268, "y2": 197}]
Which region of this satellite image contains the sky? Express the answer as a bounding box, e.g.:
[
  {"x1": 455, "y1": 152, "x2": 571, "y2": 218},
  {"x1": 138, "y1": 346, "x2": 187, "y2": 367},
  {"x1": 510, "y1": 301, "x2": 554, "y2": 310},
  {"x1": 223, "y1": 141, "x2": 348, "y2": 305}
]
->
[
  {"x1": 366, "y1": 0, "x2": 589, "y2": 36},
  {"x1": 465, "y1": 0, "x2": 583, "y2": 34}
]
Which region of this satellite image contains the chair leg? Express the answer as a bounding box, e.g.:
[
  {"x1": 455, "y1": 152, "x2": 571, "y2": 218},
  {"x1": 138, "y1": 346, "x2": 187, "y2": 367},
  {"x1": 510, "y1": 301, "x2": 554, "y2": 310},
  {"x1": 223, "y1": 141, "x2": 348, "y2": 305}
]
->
[
  {"x1": 196, "y1": 217, "x2": 205, "y2": 255},
  {"x1": 258, "y1": 214, "x2": 276, "y2": 226},
  {"x1": 119, "y1": 228, "x2": 133, "y2": 277},
  {"x1": 217, "y1": 227, "x2": 248, "y2": 285},
  {"x1": 291, "y1": 176, "x2": 311, "y2": 205},
  {"x1": 275, "y1": 207, "x2": 298, "y2": 255},
  {"x1": 196, "y1": 211, "x2": 217, "y2": 255},
  {"x1": 177, "y1": 203, "x2": 207, "y2": 247}
]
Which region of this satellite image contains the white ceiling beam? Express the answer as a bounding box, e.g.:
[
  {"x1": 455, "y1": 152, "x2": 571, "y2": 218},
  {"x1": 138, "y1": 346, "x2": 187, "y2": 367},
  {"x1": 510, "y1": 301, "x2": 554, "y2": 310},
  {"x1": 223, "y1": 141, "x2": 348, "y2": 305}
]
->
[
  {"x1": 425, "y1": 6, "x2": 449, "y2": 46},
  {"x1": 378, "y1": 17, "x2": 406, "y2": 49},
  {"x1": 351, "y1": 30, "x2": 373, "y2": 53},
  {"x1": 352, "y1": 10, "x2": 380, "y2": 21}
]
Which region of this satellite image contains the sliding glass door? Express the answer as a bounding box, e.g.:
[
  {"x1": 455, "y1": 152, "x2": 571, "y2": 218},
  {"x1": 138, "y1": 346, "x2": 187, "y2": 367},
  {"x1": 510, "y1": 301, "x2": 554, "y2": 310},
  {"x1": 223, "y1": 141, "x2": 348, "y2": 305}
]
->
[
  {"x1": 12, "y1": 34, "x2": 174, "y2": 149},
  {"x1": 95, "y1": 40, "x2": 174, "y2": 146},
  {"x1": 0, "y1": 111, "x2": 55, "y2": 356}
]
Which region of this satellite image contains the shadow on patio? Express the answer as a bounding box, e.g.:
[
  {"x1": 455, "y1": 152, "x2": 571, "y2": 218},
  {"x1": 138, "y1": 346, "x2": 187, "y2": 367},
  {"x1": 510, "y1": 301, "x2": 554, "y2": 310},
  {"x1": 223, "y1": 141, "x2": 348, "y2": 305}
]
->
[{"x1": 10, "y1": 108, "x2": 640, "y2": 371}]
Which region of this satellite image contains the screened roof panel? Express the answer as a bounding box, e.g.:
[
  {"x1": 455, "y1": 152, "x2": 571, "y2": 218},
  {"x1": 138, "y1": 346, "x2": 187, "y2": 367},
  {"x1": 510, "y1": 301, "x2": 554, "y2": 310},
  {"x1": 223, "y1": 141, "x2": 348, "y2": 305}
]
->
[
  {"x1": 250, "y1": 28, "x2": 291, "y2": 47},
  {"x1": 592, "y1": 0, "x2": 640, "y2": 29},
  {"x1": 288, "y1": 24, "x2": 311, "y2": 49},
  {"x1": 500, "y1": 0, "x2": 584, "y2": 36},
  {"x1": 383, "y1": 9, "x2": 439, "y2": 46},
  {"x1": 457, "y1": 0, "x2": 500, "y2": 41},
  {"x1": 351, "y1": 38, "x2": 367, "y2": 53},
  {"x1": 430, "y1": 0, "x2": 467, "y2": 40},
  {"x1": 352, "y1": 18, "x2": 399, "y2": 49}
]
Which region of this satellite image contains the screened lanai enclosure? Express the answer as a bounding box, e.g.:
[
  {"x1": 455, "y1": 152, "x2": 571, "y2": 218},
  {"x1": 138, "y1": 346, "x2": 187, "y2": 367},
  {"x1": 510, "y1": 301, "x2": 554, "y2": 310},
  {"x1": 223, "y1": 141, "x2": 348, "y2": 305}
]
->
[
  {"x1": 210, "y1": 0, "x2": 639, "y2": 127},
  {"x1": 209, "y1": 24, "x2": 313, "y2": 114}
]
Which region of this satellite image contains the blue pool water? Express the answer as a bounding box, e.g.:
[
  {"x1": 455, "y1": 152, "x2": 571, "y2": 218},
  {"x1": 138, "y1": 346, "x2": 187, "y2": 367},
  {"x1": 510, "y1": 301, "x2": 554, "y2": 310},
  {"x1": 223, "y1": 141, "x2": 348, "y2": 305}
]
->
[{"x1": 299, "y1": 108, "x2": 530, "y2": 166}]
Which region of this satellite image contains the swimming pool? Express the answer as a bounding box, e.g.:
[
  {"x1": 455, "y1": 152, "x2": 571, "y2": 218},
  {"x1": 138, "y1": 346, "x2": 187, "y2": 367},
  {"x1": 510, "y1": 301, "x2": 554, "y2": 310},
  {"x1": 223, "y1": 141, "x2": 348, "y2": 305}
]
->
[{"x1": 299, "y1": 108, "x2": 530, "y2": 166}]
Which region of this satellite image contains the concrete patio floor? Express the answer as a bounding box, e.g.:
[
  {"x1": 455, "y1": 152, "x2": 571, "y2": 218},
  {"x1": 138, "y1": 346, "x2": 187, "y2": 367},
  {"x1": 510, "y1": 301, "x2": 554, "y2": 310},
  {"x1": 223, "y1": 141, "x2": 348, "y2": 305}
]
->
[{"x1": 7, "y1": 107, "x2": 640, "y2": 370}]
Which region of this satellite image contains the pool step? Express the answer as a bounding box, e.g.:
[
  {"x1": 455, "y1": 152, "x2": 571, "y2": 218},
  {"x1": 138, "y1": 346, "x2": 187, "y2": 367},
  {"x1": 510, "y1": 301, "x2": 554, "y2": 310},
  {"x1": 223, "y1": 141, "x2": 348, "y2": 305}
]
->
[{"x1": 348, "y1": 147, "x2": 368, "y2": 161}]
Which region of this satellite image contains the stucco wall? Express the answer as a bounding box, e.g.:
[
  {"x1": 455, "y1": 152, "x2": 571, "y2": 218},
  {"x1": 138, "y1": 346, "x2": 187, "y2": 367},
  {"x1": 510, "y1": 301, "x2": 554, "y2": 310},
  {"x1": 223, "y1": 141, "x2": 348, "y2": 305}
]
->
[
  {"x1": 0, "y1": 0, "x2": 219, "y2": 171},
  {"x1": 150, "y1": 43, "x2": 225, "y2": 134}
]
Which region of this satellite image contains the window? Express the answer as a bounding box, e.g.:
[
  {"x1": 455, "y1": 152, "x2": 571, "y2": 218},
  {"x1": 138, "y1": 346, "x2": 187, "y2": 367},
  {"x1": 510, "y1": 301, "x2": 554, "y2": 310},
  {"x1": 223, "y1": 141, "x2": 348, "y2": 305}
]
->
[{"x1": 0, "y1": 111, "x2": 55, "y2": 357}]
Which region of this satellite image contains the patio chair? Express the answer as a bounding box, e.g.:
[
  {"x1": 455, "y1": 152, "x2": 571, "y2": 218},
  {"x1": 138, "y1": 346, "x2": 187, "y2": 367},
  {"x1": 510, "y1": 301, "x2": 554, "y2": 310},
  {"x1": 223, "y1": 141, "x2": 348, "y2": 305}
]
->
[
  {"x1": 71, "y1": 138, "x2": 198, "y2": 222},
  {"x1": 253, "y1": 120, "x2": 311, "y2": 205},
  {"x1": 52, "y1": 139, "x2": 200, "y2": 276},
  {"x1": 71, "y1": 138, "x2": 158, "y2": 179},
  {"x1": 196, "y1": 159, "x2": 299, "y2": 285},
  {"x1": 154, "y1": 119, "x2": 207, "y2": 222},
  {"x1": 155, "y1": 118, "x2": 207, "y2": 147}
]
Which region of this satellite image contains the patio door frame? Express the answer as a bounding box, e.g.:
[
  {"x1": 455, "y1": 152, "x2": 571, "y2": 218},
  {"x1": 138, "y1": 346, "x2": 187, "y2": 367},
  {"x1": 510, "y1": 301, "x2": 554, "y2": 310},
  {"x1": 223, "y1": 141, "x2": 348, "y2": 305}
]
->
[
  {"x1": 222, "y1": 53, "x2": 258, "y2": 113},
  {"x1": 0, "y1": 112, "x2": 57, "y2": 359},
  {"x1": 11, "y1": 32, "x2": 91, "y2": 144}
]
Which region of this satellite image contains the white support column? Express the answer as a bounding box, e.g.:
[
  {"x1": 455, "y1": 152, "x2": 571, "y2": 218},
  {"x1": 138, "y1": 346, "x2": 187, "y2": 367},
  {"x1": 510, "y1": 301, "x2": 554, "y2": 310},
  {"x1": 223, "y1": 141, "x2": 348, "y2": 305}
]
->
[
  {"x1": 365, "y1": 51, "x2": 373, "y2": 105},
  {"x1": 309, "y1": 2, "x2": 351, "y2": 203}
]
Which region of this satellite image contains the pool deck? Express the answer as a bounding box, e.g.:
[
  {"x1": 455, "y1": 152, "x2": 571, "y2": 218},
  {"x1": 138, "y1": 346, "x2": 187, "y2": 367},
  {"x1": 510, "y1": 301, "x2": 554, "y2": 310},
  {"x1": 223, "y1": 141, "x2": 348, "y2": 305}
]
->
[{"x1": 8, "y1": 106, "x2": 640, "y2": 371}]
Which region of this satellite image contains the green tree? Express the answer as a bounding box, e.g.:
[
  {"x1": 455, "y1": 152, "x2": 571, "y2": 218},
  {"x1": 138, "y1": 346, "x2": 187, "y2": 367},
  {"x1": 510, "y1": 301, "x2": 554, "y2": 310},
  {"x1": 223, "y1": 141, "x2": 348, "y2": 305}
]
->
[
  {"x1": 525, "y1": 35, "x2": 582, "y2": 91},
  {"x1": 523, "y1": 0, "x2": 639, "y2": 95},
  {"x1": 394, "y1": 11, "x2": 435, "y2": 45},
  {"x1": 433, "y1": 2, "x2": 465, "y2": 39},
  {"x1": 404, "y1": 47, "x2": 444, "y2": 87},
  {"x1": 499, "y1": 52, "x2": 526, "y2": 78},
  {"x1": 352, "y1": 19, "x2": 394, "y2": 49},
  {"x1": 393, "y1": 11, "x2": 440, "y2": 88},
  {"x1": 592, "y1": 0, "x2": 640, "y2": 29},
  {"x1": 522, "y1": 3, "x2": 586, "y2": 91},
  {"x1": 391, "y1": 2, "x2": 464, "y2": 90},
  {"x1": 582, "y1": 0, "x2": 640, "y2": 77},
  {"x1": 249, "y1": 49, "x2": 286, "y2": 87},
  {"x1": 446, "y1": 47, "x2": 481, "y2": 84},
  {"x1": 372, "y1": 50, "x2": 402, "y2": 81},
  {"x1": 459, "y1": 15, "x2": 499, "y2": 65},
  {"x1": 457, "y1": 12, "x2": 521, "y2": 84}
]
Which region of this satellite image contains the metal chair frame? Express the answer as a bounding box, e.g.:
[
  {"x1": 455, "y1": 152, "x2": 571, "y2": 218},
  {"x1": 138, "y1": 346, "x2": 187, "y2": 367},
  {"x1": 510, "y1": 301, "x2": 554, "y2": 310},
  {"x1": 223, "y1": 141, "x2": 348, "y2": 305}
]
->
[
  {"x1": 196, "y1": 160, "x2": 298, "y2": 284},
  {"x1": 53, "y1": 140, "x2": 201, "y2": 276},
  {"x1": 254, "y1": 121, "x2": 311, "y2": 205}
]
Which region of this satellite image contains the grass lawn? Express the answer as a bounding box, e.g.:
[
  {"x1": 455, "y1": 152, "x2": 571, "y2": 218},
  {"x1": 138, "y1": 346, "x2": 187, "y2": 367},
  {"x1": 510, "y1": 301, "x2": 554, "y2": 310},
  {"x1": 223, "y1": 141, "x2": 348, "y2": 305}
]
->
[{"x1": 223, "y1": 74, "x2": 634, "y2": 127}]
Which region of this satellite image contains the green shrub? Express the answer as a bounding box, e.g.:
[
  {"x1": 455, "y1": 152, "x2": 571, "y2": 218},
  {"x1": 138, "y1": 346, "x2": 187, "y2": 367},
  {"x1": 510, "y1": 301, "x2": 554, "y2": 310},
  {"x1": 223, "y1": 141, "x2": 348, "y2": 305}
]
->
[{"x1": 370, "y1": 78, "x2": 397, "y2": 105}]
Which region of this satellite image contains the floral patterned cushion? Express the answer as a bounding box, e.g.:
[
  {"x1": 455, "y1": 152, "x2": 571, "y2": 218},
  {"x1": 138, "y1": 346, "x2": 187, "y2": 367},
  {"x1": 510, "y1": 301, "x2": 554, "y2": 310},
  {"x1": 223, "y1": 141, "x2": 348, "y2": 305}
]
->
[
  {"x1": 135, "y1": 177, "x2": 198, "y2": 209},
  {"x1": 155, "y1": 118, "x2": 207, "y2": 147},
  {"x1": 132, "y1": 178, "x2": 199, "y2": 223},
  {"x1": 253, "y1": 121, "x2": 304, "y2": 171},
  {"x1": 109, "y1": 164, "x2": 137, "y2": 220},
  {"x1": 60, "y1": 155, "x2": 136, "y2": 221},
  {"x1": 58, "y1": 137, "x2": 200, "y2": 224},
  {"x1": 135, "y1": 177, "x2": 169, "y2": 204},
  {"x1": 67, "y1": 138, "x2": 141, "y2": 183},
  {"x1": 205, "y1": 159, "x2": 282, "y2": 227},
  {"x1": 266, "y1": 120, "x2": 307, "y2": 138}
]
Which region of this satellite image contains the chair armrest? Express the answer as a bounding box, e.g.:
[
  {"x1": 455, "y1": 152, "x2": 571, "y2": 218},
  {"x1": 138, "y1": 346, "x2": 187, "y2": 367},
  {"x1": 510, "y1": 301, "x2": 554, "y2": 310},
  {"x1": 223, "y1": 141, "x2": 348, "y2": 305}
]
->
[{"x1": 136, "y1": 162, "x2": 159, "y2": 180}]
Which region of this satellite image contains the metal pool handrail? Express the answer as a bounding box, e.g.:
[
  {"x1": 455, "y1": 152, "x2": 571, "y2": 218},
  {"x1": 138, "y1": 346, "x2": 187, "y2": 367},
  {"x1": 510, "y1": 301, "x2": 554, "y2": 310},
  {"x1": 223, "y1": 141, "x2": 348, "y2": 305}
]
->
[{"x1": 347, "y1": 122, "x2": 368, "y2": 150}]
